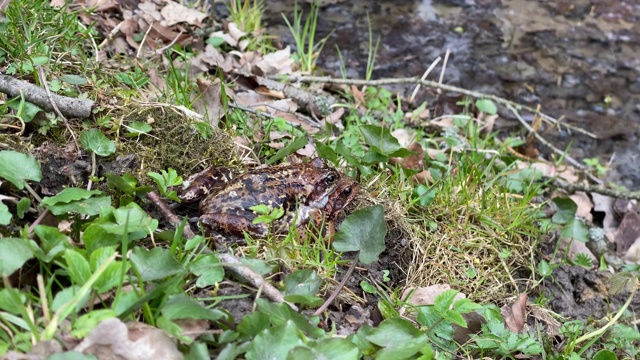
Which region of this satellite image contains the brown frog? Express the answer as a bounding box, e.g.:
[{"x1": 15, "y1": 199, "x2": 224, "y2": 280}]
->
[{"x1": 182, "y1": 158, "x2": 357, "y2": 239}]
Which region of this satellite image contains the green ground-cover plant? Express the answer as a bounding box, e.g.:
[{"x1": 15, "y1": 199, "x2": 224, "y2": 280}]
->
[{"x1": 2, "y1": 0, "x2": 640, "y2": 358}]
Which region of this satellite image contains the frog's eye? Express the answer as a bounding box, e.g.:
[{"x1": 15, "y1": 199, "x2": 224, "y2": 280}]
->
[
  {"x1": 325, "y1": 174, "x2": 336, "y2": 184},
  {"x1": 342, "y1": 187, "x2": 352, "y2": 196}
]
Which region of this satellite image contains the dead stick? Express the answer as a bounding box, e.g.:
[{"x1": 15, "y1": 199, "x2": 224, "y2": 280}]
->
[
  {"x1": 506, "y1": 104, "x2": 602, "y2": 185},
  {"x1": 550, "y1": 178, "x2": 640, "y2": 201},
  {"x1": 274, "y1": 75, "x2": 596, "y2": 138},
  {"x1": 35, "y1": 65, "x2": 79, "y2": 150},
  {"x1": 0, "y1": 74, "x2": 94, "y2": 118},
  {"x1": 313, "y1": 256, "x2": 359, "y2": 316}
]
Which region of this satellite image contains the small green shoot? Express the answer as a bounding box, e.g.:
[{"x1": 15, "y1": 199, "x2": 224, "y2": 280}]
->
[
  {"x1": 250, "y1": 204, "x2": 285, "y2": 225},
  {"x1": 148, "y1": 169, "x2": 182, "y2": 201}
]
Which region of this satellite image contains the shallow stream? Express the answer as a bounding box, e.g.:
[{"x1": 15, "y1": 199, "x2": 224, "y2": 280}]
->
[{"x1": 265, "y1": 0, "x2": 640, "y2": 189}]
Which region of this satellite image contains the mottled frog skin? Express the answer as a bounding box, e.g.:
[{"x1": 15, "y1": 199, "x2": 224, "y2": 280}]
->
[{"x1": 181, "y1": 158, "x2": 358, "y2": 239}]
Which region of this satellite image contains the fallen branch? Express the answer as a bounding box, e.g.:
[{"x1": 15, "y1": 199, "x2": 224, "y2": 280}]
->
[
  {"x1": 506, "y1": 104, "x2": 602, "y2": 185},
  {"x1": 0, "y1": 74, "x2": 94, "y2": 118},
  {"x1": 550, "y1": 177, "x2": 640, "y2": 201},
  {"x1": 273, "y1": 74, "x2": 596, "y2": 139}
]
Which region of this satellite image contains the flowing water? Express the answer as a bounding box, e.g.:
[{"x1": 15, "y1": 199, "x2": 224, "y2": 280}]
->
[{"x1": 265, "y1": 0, "x2": 640, "y2": 189}]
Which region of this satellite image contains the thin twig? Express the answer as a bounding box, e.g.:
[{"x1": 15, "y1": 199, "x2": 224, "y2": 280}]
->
[
  {"x1": 155, "y1": 30, "x2": 184, "y2": 55},
  {"x1": 35, "y1": 66, "x2": 79, "y2": 150},
  {"x1": 550, "y1": 177, "x2": 640, "y2": 201},
  {"x1": 87, "y1": 152, "x2": 96, "y2": 191},
  {"x1": 437, "y1": 49, "x2": 450, "y2": 95},
  {"x1": 409, "y1": 56, "x2": 441, "y2": 103},
  {"x1": 137, "y1": 21, "x2": 154, "y2": 59},
  {"x1": 274, "y1": 75, "x2": 597, "y2": 138},
  {"x1": 506, "y1": 104, "x2": 602, "y2": 184},
  {"x1": 313, "y1": 256, "x2": 359, "y2": 316}
]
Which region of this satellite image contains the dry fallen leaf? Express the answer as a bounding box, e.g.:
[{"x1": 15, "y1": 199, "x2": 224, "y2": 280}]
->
[
  {"x1": 389, "y1": 142, "x2": 425, "y2": 171},
  {"x1": 160, "y1": 1, "x2": 207, "y2": 27},
  {"x1": 73, "y1": 318, "x2": 183, "y2": 360},
  {"x1": 321, "y1": 107, "x2": 345, "y2": 125},
  {"x1": 569, "y1": 192, "x2": 593, "y2": 222},
  {"x1": 193, "y1": 78, "x2": 224, "y2": 127},
  {"x1": 614, "y1": 211, "x2": 640, "y2": 257},
  {"x1": 501, "y1": 293, "x2": 527, "y2": 333},
  {"x1": 430, "y1": 116, "x2": 455, "y2": 128},
  {"x1": 401, "y1": 284, "x2": 466, "y2": 306},
  {"x1": 255, "y1": 47, "x2": 294, "y2": 75}
]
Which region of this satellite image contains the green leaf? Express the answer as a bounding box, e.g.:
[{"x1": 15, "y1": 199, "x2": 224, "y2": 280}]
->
[
  {"x1": 17, "y1": 197, "x2": 30, "y2": 219},
  {"x1": 126, "y1": 121, "x2": 153, "y2": 137},
  {"x1": 315, "y1": 142, "x2": 338, "y2": 164},
  {"x1": 475, "y1": 99, "x2": 497, "y2": 115},
  {"x1": 82, "y1": 223, "x2": 121, "y2": 252},
  {"x1": 42, "y1": 195, "x2": 111, "y2": 217},
  {"x1": 240, "y1": 258, "x2": 275, "y2": 276},
  {"x1": 266, "y1": 137, "x2": 308, "y2": 164},
  {"x1": 289, "y1": 338, "x2": 359, "y2": 360},
  {"x1": 33, "y1": 225, "x2": 69, "y2": 262},
  {"x1": 59, "y1": 74, "x2": 88, "y2": 85},
  {"x1": 593, "y1": 349, "x2": 617, "y2": 360},
  {"x1": 246, "y1": 321, "x2": 303, "y2": 360},
  {"x1": 237, "y1": 312, "x2": 270, "y2": 338},
  {"x1": 255, "y1": 298, "x2": 324, "y2": 338},
  {"x1": 130, "y1": 247, "x2": 183, "y2": 281},
  {"x1": 188, "y1": 253, "x2": 224, "y2": 288},
  {"x1": 552, "y1": 197, "x2": 577, "y2": 224},
  {"x1": 51, "y1": 286, "x2": 89, "y2": 312},
  {"x1": 0, "y1": 238, "x2": 34, "y2": 276},
  {"x1": 161, "y1": 293, "x2": 225, "y2": 321},
  {"x1": 40, "y1": 188, "x2": 109, "y2": 216},
  {"x1": 560, "y1": 219, "x2": 589, "y2": 242},
  {"x1": 333, "y1": 205, "x2": 387, "y2": 264},
  {"x1": 6, "y1": 98, "x2": 43, "y2": 122},
  {"x1": 64, "y1": 249, "x2": 92, "y2": 285},
  {"x1": 453, "y1": 298, "x2": 481, "y2": 314},
  {"x1": 360, "y1": 125, "x2": 404, "y2": 156},
  {"x1": 441, "y1": 309, "x2": 466, "y2": 327},
  {"x1": 80, "y1": 129, "x2": 116, "y2": 156},
  {"x1": 361, "y1": 149, "x2": 388, "y2": 165},
  {"x1": 284, "y1": 269, "x2": 321, "y2": 296},
  {"x1": 433, "y1": 289, "x2": 459, "y2": 313},
  {"x1": 90, "y1": 247, "x2": 125, "y2": 293},
  {"x1": 283, "y1": 294, "x2": 324, "y2": 307},
  {"x1": 0, "y1": 201, "x2": 11, "y2": 225},
  {"x1": 99, "y1": 202, "x2": 158, "y2": 235},
  {"x1": 0, "y1": 288, "x2": 27, "y2": 314},
  {"x1": 41, "y1": 188, "x2": 102, "y2": 205},
  {"x1": 366, "y1": 318, "x2": 428, "y2": 360},
  {"x1": 537, "y1": 260, "x2": 552, "y2": 277},
  {"x1": 0, "y1": 150, "x2": 42, "y2": 189}
]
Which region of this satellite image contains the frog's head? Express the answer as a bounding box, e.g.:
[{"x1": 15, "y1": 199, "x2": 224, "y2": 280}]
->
[
  {"x1": 305, "y1": 158, "x2": 341, "y2": 208},
  {"x1": 324, "y1": 178, "x2": 360, "y2": 220}
]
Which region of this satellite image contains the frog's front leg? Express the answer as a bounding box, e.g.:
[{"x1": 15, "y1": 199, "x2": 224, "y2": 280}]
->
[
  {"x1": 200, "y1": 211, "x2": 269, "y2": 238},
  {"x1": 180, "y1": 166, "x2": 234, "y2": 203}
]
